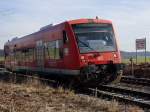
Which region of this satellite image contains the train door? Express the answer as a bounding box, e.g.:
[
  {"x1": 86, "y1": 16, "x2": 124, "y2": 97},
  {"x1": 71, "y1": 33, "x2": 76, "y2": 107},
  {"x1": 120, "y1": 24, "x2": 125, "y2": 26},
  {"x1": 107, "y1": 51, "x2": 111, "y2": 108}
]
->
[
  {"x1": 36, "y1": 40, "x2": 44, "y2": 69},
  {"x1": 62, "y1": 30, "x2": 70, "y2": 69}
]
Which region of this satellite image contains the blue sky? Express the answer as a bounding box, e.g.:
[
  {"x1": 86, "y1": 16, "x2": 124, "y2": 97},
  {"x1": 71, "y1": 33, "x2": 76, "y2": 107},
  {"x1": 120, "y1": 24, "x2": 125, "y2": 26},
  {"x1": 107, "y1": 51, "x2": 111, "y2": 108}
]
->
[{"x1": 0, "y1": 0, "x2": 150, "y2": 51}]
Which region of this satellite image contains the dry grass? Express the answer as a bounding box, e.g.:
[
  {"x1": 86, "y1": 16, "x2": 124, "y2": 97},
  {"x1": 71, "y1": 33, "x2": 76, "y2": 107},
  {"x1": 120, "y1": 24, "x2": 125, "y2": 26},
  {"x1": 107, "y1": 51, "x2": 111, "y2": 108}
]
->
[
  {"x1": 0, "y1": 76, "x2": 145, "y2": 112},
  {"x1": 128, "y1": 106, "x2": 144, "y2": 112}
]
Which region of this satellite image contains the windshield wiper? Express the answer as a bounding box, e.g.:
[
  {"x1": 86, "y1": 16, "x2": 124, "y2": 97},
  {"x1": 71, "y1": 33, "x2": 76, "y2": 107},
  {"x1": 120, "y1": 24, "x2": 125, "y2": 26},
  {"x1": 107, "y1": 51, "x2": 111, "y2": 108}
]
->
[{"x1": 77, "y1": 38, "x2": 97, "y2": 51}]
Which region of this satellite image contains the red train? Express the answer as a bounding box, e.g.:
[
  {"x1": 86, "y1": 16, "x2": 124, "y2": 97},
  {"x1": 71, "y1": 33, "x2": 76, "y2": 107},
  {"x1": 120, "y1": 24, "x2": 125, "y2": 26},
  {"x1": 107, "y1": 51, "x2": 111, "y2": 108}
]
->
[{"x1": 4, "y1": 18, "x2": 123, "y2": 84}]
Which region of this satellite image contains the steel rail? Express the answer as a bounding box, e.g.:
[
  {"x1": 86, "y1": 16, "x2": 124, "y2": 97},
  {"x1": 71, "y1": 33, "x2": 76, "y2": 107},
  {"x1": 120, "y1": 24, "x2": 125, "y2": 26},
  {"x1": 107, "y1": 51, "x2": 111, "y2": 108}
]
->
[
  {"x1": 121, "y1": 76, "x2": 150, "y2": 86},
  {"x1": 87, "y1": 84, "x2": 150, "y2": 109},
  {"x1": 89, "y1": 88, "x2": 150, "y2": 109}
]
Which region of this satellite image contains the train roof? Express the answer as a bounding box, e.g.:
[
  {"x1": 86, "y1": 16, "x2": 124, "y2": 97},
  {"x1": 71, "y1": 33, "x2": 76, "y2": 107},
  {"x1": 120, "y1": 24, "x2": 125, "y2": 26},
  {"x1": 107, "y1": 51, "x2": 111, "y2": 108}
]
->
[
  {"x1": 5, "y1": 18, "x2": 112, "y2": 46},
  {"x1": 4, "y1": 22, "x2": 64, "y2": 46},
  {"x1": 67, "y1": 18, "x2": 112, "y2": 25}
]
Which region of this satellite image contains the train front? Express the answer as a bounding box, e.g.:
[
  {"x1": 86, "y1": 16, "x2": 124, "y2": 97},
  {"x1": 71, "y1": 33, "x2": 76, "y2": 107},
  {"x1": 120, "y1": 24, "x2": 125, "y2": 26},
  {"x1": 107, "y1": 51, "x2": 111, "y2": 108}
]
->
[{"x1": 70, "y1": 19, "x2": 123, "y2": 84}]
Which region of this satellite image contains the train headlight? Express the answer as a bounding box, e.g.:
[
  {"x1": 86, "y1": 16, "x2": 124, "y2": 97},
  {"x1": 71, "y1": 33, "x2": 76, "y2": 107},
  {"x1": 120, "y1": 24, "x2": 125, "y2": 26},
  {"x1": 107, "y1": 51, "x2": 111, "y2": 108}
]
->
[
  {"x1": 80, "y1": 56, "x2": 87, "y2": 63},
  {"x1": 113, "y1": 53, "x2": 117, "y2": 58},
  {"x1": 81, "y1": 56, "x2": 85, "y2": 60}
]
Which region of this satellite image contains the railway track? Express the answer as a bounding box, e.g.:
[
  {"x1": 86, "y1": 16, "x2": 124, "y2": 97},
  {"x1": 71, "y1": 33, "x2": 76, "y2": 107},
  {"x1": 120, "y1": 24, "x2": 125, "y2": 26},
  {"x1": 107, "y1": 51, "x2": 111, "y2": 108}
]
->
[
  {"x1": 121, "y1": 76, "x2": 150, "y2": 86},
  {"x1": 85, "y1": 84, "x2": 150, "y2": 109}
]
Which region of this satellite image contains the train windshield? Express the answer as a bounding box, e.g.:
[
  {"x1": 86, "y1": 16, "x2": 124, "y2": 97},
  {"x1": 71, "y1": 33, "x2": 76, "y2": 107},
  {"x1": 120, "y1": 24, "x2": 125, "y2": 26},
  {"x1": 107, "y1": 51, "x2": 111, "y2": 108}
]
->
[{"x1": 72, "y1": 23, "x2": 117, "y2": 53}]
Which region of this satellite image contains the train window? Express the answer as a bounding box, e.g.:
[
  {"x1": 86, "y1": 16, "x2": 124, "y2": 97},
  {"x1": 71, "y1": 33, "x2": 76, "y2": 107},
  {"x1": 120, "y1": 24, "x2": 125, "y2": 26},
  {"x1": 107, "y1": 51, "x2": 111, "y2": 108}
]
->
[
  {"x1": 4, "y1": 46, "x2": 9, "y2": 57},
  {"x1": 24, "y1": 50, "x2": 29, "y2": 62},
  {"x1": 45, "y1": 44, "x2": 50, "y2": 60},
  {"x1": 63, "y1": 31, "x2": 68, "y2": 44},
  {"x1": 17, "y1": 48, "x2": 34, "y2": 63},
  {"x1": 47, "y1": 41, "x2": 55, "y2": 59},
  {"x1": 15, "y1": 51, "x2": 20, "y2": 62},
  {"x1": 72, "y1": 23, "x2": 116, "y2": 53},
  {"x1": 22, "y1": 52, "x2": 25, "y2": 63},
  {"x1": 18, "y1": 51, "x2": 22, "y2": 62},
  {"x1": 55, "y1": 40, "x2": 59, "y2": 59},
  {"x1": 45, "y1": 40, "x2": 63, "y2": 60},
  {"x1": 28, "y1": 49, "x2": 34, "y2": 62}
]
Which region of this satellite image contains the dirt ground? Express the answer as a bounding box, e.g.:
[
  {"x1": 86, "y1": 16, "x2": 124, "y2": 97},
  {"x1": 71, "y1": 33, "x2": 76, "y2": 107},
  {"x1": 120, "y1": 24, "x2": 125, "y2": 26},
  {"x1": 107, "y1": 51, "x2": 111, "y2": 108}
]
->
[
  {"x1": 123, "y1": 63, "x2": 150, "y2": 78},
  {"x1": 0, "y1": 77, "x2": 144, "y2": 112}
]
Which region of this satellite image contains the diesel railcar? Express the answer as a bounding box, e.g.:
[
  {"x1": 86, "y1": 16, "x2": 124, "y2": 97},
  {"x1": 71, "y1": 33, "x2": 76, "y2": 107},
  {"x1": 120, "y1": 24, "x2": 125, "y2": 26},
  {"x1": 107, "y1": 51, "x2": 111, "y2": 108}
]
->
[{"x1": 4, "y1": 18, "x2": 123, "y2": 84}]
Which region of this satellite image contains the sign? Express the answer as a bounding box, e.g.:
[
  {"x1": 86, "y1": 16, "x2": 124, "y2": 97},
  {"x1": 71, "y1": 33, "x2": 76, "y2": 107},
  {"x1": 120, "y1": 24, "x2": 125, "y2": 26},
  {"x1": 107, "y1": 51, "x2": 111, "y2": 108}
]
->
[
  {"x1": 136, "y1": 38, "x2": 146, "y2": 50},
  {"x1": 135, "y1": 38, "x2": 147, "y2": 64}
]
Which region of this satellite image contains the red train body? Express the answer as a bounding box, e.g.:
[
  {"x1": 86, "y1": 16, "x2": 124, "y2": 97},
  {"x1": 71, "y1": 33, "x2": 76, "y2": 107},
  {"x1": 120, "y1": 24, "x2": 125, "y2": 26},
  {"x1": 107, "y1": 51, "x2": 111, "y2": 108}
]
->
[{"x1": 4, "y1": 18, "x2": 123, "y2": 84}]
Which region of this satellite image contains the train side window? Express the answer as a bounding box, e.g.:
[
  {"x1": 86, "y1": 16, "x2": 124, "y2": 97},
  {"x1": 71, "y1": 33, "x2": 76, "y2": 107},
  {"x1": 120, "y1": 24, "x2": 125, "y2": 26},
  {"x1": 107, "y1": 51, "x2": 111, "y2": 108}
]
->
[
  {"x1": 19, "y1": 48, "x2": 34, "y2": 62},
  {"x1": 55, "y1": 40, "x2": 63, "y2": 59},
  {"x1": 46, "y1": 41, "x2": 55, "y2": 59},
  {"x1": 44, "y1": 43, "x2": 49, "y2": 60},
  {"x1": 63, "y1": 30, "x2": 68, "y2": 44},
  {"x1": 28, "y1": 49, "x2": 34, "y2": 62},
  {"x1": 55, "y1": 40, "x2": 60, "y2": 59},
  {"x1": 15, "y1": 50, "x2": 19, "y2": 61},
  {"x1": 45, "y1": 40, "x2": 63, "y2": 60},
  {"x1": 4, "y1": 46, "x2": 9, "y2": 57},
  {"x1": 58, "y1": 40, "x2": 64, "y2": 59},
  {"x1": 24, "y1": 49, "x2": 29, "y2": 62}
]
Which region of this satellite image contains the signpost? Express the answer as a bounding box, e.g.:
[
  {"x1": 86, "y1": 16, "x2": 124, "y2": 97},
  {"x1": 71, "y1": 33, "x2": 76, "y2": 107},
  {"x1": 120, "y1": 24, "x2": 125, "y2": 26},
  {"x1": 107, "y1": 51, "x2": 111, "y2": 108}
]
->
[{"x1": 135, "y1": 38, "x2": 146, "y2": 64}]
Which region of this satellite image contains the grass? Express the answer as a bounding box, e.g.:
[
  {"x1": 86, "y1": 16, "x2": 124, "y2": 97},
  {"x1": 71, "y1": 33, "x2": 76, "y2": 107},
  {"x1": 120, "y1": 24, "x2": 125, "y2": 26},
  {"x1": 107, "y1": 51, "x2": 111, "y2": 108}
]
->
[
  {"x1": 0, "y1": 74, "x2": 144, "y2": 112},
  {"x1": 122, "y1": 56, "x2": 150, "y2": 64}
]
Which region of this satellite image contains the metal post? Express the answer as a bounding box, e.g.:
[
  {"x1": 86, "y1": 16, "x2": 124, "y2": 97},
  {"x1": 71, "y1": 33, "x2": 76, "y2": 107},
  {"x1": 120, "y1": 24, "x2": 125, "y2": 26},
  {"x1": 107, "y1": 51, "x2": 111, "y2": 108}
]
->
[
  {"x1": 145, "y1": 38, "x2": 146, "y2": 64},
  {"x1": 130, "y1": 57, "x2": 134, "y2": 76},
  {"x1": 135, "y1": 39, "x2": 137, "y2": 64},
  {"x1": 136, "y1": 48, "x2": 137, "y2": 65}
]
